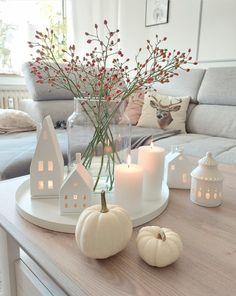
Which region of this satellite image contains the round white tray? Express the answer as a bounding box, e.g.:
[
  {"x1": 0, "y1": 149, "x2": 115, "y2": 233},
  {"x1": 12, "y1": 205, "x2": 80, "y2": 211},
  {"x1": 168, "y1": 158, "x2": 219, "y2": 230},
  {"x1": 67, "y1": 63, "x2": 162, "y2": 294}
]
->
[{"x1": 15, "y1": 178, "x2": 169, "y2": 233}]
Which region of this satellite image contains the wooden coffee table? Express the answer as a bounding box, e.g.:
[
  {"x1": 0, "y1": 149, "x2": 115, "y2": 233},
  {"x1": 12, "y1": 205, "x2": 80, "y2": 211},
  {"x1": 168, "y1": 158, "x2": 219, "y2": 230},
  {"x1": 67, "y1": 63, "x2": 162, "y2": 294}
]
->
[{"x1": 0, "y1": 163, "x2": 236, "y2": 296}]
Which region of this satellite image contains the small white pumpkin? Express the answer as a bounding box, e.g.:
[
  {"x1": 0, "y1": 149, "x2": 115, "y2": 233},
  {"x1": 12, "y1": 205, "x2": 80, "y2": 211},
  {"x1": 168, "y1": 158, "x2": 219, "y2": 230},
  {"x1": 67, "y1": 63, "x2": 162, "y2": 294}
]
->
[
  {"x1": 136, "y1": 226, "x2": 183, "y2": 267},
  {"x1": 75, "y1": 191, "x2": 133, "y2": 259}
]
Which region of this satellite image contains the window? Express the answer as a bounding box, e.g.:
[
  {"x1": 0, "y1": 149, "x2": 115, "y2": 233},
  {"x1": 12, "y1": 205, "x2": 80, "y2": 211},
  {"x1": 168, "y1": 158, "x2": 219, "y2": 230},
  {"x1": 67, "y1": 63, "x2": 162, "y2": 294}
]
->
[
  {"x1": 38, "y1": 160, "x2": 44, "y2": 172},
  {"x1": 182, "y1": 173, "x2": 187, "y2": 184},
  {"x1": 38, "y1": 180, "x2": 44, "y2": 190},
  {"x1": 0, "y1": 0, "x2": 67, "y2": 74},
  {"x1": 48, "y1": 160, "x2": 53, "y2": 171},
  {"x1": 48, "y1": 180, "x2": 54, "y2": 189}
]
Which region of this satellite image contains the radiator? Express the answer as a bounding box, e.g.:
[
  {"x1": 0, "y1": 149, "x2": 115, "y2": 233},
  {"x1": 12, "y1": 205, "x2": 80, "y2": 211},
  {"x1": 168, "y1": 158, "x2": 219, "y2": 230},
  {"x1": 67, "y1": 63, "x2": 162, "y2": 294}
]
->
[{"x1": 0, "y1": 88, "x2": 30, "y2": 109}]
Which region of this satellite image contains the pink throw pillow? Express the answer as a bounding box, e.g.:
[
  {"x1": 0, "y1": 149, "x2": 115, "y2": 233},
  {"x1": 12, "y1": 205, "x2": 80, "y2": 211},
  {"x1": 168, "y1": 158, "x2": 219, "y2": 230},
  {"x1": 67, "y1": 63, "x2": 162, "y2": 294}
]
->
[{"x1": 122, "y1": 91, "x2": 144, "y2": 125}]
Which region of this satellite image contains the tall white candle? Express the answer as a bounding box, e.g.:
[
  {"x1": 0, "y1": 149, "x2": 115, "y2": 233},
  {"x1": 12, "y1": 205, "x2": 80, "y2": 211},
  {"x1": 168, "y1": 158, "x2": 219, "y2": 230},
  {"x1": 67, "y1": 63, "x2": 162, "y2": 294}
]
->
[
  {"x1": 114, "y1": 156, "x2": 143, "y2": 215},
  {"x1": 138, "y1": 144, "x2": 165, "y2": 200}
]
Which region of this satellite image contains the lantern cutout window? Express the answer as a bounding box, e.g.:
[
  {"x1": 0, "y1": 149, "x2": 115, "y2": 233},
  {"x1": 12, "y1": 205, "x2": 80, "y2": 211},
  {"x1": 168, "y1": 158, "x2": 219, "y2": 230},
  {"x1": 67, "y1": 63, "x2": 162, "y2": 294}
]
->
[
  {"x1": 164, "y1": 145, "x2": 193, "y2": 189},
  {"x1": 30, "y1": 115, "x2": 64, "y2": 199},
  {"x1": 190, "y1": 152, "x2": 223, "y2": 207},
  {"x1": 59, "y1": 153, "x2": 93, "y2": 215},
  {"x1": 38, "y1": 181, "x2": 44, "y2": 190},
  {"x1": 48, "y1": 180, "x2": 54, "y2": 189}
]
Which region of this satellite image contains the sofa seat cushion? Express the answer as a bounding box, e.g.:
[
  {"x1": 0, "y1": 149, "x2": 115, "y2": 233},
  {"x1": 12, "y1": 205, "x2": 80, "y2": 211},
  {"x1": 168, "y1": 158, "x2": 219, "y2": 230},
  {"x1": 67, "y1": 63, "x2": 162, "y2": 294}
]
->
[
  {"x1": 215, "y1": 146, "x2": 236, "y2": 164},
  {"x1": 155, "y1": 133, "x2": 236, "y2": 164},
  {"x1": 0, "y1": 130, "x2": 68, "y2": 181},
  {"x1": 186, "y1": 104, "x2": 236, "y2": 139},
  {"x1": 0, "y1": 127, "x2": 179, "y2": 180},
  {"x1": 1, "y1": 130, "x2": 236, "y2": 181}
]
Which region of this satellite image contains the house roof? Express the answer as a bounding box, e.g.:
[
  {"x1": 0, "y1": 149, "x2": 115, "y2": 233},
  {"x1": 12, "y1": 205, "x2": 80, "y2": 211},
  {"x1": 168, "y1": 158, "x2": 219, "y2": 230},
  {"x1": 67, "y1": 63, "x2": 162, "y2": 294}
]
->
[
  {"x1": 166, "y1": 151, "x2": 182, "y2": 163},
  {"x1": 61, "y1": 163, "x2": 93, "y2": 192},
  {"x1": 31, "y1": 115, "x2": 64, "y2": 168}
]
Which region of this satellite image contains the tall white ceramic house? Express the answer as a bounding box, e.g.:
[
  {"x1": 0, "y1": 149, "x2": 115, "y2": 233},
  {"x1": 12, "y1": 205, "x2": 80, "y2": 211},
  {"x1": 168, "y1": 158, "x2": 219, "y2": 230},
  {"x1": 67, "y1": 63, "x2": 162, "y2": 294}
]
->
[
  {"x1": 30, "y1": 115, "x2": 64, "y2": 198},
  {"x1": 60, "y1": 153, "x2": 93, "y2": 215}
]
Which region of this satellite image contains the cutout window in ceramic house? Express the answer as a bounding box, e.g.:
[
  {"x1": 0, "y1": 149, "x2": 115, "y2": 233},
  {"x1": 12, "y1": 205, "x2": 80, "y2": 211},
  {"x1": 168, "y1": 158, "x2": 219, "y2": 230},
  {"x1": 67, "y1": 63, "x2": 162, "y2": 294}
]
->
[
  {"x1": 38, "y1": 160, "x2": 44, "y2": 172},
  {"x1": 48, "y1": 161, "x2": 53, "y2": 171}
]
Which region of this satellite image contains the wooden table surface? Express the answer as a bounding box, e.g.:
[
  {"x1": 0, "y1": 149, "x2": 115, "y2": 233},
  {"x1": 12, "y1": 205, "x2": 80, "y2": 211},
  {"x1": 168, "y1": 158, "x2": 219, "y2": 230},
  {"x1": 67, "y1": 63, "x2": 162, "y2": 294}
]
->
[{"x1": 0, "y1": 163, "x2": 236, "y2": 296}]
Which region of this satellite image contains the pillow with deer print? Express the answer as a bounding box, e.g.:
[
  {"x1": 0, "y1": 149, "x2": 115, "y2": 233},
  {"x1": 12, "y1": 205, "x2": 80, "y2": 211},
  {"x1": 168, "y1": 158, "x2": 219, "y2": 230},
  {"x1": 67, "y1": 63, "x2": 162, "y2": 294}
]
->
[{"x1": 137, "y1": 92, "x2": 191, "y2": 133}]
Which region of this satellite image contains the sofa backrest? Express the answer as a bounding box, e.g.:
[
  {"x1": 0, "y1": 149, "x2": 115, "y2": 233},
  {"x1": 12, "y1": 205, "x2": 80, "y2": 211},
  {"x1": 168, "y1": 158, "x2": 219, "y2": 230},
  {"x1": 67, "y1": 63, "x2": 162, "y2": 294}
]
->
[
  {"x1": 197, "y1": 67, "x2": 236, "y2": 105},
  {"x1": 22, "y1": 62, "x2": 74, "y2": 101},
  {"x1": 22, "y1": 62, "x2": 127, "y2": 101},
  {"x1": 187, "y1": 67, "x2": 236, "y2": 139},
  {"x1": 152, "y1": 68, "x2": 206, "y2": 103},
  {"x1": 22, "y1": 62, "x2": 128, "y2": 124}
]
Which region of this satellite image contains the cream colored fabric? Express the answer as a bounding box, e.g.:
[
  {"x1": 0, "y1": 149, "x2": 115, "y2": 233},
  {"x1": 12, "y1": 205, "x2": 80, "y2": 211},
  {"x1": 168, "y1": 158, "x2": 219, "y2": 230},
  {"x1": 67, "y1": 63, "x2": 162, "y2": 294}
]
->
[
  {"x1": 0, "y1": 109, "x2": 36, "y2": 134},
  {"x1": 137, "y1": 92, "x2": 190, "y2": 133}
]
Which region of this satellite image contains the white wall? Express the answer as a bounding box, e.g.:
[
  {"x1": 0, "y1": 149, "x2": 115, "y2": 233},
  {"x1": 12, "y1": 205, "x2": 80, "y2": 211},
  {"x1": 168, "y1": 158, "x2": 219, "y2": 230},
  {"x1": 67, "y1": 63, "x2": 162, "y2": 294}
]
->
[
  {"x1": 119, "y1": 0, "x2": 201, "y2": 68},
  {"x1": 197, "y1": 0, "x2": 236, "y2": 65},
  {"x1": 119, "y1": 0, "x2": 147, "y2": 61},
  {"x1": 2, "y1": 0, "x2": 236, "y2": 86},
  {"x1": 118, "y1": 0, "x2": 236, "y2": 68}
]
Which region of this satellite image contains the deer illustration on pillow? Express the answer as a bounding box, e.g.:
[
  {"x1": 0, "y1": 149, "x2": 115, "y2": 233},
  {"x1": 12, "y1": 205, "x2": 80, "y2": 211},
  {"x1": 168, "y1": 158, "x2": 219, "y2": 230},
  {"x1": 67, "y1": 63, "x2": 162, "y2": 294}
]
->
[{"x1": 150, "y1": 96, "x2": 182, "y2": 129}]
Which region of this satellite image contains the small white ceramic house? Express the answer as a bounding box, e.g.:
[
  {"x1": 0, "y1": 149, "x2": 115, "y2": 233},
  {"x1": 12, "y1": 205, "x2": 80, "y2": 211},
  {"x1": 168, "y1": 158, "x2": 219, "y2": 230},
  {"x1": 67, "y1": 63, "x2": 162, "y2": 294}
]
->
[
  {"x1": 59, "y1": 153, "x2": 93, "y2": 215},
  {"x1": 190, "y1": 152, "x2": 223, "y2": 207},
  {"x1": 30, "y1": 115, "x2": 64, "y2": 198},
  {"x1": 164, "y1": 146, "x2": 193, "y2": 189}
]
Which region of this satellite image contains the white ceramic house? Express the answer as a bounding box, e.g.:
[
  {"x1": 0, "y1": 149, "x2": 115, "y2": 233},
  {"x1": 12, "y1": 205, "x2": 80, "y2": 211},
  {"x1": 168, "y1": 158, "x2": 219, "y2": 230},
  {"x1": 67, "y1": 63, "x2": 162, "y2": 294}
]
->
[
  {"x1": 60, "y1": 153, "x2": 93, "y2": 215},
  {"x1": 190, "y1": 152, "x2": 223, "y2": 207},
  {"x1": 164, "y1": 146, "x2": 193, "y2": 189},
  {"x1": 30, "y1": 115, "x2": 64, "y2": 198}
]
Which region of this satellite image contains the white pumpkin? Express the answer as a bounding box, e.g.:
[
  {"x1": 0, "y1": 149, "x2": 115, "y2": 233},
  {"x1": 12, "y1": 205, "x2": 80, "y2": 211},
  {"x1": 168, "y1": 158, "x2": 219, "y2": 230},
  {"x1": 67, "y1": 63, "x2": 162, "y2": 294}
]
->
[
  {"x1": 75, "y1": 191, "x2": 133, "y2": 259},
  {"x1": 136, "y1": 226, "x2": 183, "y2": 267}
]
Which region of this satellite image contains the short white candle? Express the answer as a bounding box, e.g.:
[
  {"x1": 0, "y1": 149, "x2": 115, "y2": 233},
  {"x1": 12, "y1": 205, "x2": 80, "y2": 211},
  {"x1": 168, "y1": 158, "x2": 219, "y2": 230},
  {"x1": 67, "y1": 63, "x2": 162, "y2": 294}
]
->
[
  {"x1": 138, "y1": 143, "x2": 165, "y2": 200},
  {"x1": 114, "y1": 155, "x2": 143, "y2": 215}
]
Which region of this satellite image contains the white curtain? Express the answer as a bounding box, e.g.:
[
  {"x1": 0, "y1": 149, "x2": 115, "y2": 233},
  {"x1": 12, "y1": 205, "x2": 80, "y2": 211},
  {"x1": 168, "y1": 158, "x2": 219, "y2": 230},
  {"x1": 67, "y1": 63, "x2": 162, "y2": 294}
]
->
[{"x1": 67, "y1": 0, "x2": 119, "y2": 57}]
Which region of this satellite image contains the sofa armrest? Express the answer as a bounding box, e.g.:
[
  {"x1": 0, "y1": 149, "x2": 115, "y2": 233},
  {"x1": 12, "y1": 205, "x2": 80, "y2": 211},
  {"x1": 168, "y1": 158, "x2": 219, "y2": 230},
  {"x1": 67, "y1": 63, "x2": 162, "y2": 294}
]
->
[{"x1": 19, "y1": 99, "x2": 74, "y2": 124}]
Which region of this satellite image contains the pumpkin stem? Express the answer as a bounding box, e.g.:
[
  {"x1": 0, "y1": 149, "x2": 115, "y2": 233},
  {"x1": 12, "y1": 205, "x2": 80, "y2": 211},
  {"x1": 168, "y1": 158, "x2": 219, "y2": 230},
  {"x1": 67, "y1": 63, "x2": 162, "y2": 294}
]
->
[
  {"x1": 101, "y1": 190, "x2": 109, "y2": 213},
  {"x1": 157, "y1": 229, "x2": 166, "y2": 241}
]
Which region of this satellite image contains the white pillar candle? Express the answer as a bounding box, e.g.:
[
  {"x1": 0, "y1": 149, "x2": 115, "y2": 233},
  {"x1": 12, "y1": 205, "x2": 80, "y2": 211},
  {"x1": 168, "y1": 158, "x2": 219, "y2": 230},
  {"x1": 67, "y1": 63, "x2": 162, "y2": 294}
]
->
[
  {"x1": 138, "y1": 144, "x2": 165, "y2": 201},
  {"x1": 114, "y1": 156, "x2": 143, "y2": 215}
]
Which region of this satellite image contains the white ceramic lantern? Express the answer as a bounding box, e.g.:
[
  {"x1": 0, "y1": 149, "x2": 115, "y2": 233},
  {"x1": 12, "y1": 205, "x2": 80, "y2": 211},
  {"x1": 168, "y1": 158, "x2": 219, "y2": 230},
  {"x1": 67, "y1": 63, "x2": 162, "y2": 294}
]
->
[
  {"x1": 164, "y1": 145, "x2": 193, "y2": 189},
  {"x1": 190, "y1": 152, "x2": 223, "y2": 207}
]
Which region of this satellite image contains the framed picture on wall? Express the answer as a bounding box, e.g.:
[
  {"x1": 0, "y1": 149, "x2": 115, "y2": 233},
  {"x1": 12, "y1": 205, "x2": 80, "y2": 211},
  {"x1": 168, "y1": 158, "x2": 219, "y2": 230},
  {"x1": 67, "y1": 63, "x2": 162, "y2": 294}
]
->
[{"x1": 145, "y1": 0, "x2": 169, "y2": 27}]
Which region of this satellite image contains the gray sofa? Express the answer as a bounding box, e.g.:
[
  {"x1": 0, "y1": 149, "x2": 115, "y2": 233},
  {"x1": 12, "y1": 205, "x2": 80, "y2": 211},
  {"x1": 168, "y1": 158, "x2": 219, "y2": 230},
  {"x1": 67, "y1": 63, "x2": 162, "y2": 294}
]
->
[
  {"x1": 1, "y1": 65, "x2": 236, "y2": 180},
  {"x1": 154, "y1": 66, "x2": 236, "y2": 164}
]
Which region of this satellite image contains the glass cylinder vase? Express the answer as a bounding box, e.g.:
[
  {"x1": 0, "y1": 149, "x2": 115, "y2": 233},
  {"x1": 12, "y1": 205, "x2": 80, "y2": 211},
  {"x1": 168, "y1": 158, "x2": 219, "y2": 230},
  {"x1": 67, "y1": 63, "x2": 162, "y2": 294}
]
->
[{"x1": 67, "y1": 97, "x2": 131, "y2": 193}]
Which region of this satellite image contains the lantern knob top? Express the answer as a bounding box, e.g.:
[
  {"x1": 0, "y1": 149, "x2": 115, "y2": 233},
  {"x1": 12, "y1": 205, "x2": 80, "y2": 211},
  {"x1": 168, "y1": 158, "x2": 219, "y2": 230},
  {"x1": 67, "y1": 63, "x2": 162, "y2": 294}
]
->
[
  {"x1": 191, "y1": 151, "x2": 223, "y2": 181},
  {"x1": 198, "y1": 151, "x2": 218, "y2": 167}
]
